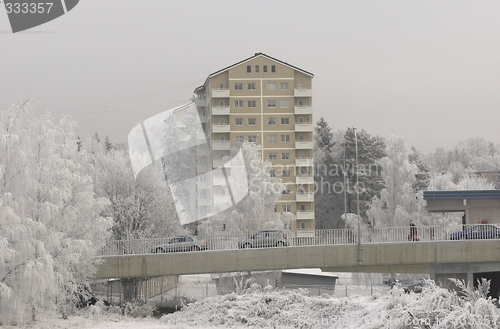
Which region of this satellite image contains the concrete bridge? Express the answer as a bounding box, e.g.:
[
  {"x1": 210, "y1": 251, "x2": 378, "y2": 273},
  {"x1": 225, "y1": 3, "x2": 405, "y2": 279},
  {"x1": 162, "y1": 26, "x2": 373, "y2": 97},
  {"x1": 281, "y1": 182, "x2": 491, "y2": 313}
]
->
[
  {"x1": 96, "y1": 240, "x2": 500, "y2": 278},
  {"x1": 95, "y1": 227, "x2": 500, "y2": 289}
]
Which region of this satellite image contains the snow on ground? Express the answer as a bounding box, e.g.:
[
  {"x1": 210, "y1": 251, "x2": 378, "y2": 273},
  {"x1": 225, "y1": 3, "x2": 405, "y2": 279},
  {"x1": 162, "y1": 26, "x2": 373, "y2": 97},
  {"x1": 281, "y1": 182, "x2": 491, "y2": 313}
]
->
[{"x1": 6, "y1": 277, "x2": 500, "y2": 328}]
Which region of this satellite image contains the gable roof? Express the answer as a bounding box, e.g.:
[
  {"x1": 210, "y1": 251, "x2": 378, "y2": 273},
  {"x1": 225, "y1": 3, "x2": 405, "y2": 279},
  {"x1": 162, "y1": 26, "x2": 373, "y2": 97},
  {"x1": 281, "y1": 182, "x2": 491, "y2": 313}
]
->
[{"x1": 195, "y1": 53, "x2": 313, "y2": 92}]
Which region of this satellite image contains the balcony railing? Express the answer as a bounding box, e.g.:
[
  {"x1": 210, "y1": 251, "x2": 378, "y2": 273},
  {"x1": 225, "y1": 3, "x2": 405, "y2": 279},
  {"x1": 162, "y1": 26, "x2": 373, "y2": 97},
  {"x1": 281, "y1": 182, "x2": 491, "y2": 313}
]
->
[
  {"x1": 212, "y1": 123, "x2": 230, "y2": 133},
  {"x1": 295, "y1": 141, "x2": 313, "y2": 149},
  {"x1": 295, "y1": 158, "x2": 313, "y2": 167},
  {"x1": 294, "y1": 106, "x2": 313, "y2": 115},
  {"x1": 212, "y1": 88, "x2": 230, "y2": 98},
  {"x1": 296, "y1": 210, "x2": 315, "y2": 220},
  {"x1": 195, "y1": 97, "x2": 207, "y2": 107},
  {"x1": 296, "y1": 192, "x2": 314, "y2": 201},
  {"x1": 212, "y1": 106, "x2": 230, "y2": 115},
  {"x1": 294, "y1": 88, "x2": 312, "y2": 97},
  {"x1": 295, "y1": 122, "x2": 313, "y2": 132},
  {"x1": 296, "y1": 176, "x2": 314, "y2": 185},
  {"x1": 213, "y1": 140, "x2": 231, "y2": 150}
]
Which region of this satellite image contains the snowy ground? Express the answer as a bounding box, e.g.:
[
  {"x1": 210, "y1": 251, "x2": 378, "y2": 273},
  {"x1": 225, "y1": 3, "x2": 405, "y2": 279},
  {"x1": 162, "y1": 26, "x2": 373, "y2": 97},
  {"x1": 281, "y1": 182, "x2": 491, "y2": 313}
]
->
[{"x1": 5, "y1": 272, "x2": 500, "y2": 329}]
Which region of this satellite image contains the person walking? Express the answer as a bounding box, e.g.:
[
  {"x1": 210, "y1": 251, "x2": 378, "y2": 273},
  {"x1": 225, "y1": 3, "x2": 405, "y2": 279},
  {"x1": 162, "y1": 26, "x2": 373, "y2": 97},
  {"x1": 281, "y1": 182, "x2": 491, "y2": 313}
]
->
[{"x1": 409, "y1": 220, "x2": 419, "y2": 241}]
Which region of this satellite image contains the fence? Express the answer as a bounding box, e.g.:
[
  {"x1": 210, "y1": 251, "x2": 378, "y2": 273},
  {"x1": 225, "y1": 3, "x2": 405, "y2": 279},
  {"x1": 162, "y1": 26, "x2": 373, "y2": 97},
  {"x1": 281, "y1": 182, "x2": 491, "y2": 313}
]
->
[{"x1": 97, "y1": 224, "x2": 497, "y2": 256}]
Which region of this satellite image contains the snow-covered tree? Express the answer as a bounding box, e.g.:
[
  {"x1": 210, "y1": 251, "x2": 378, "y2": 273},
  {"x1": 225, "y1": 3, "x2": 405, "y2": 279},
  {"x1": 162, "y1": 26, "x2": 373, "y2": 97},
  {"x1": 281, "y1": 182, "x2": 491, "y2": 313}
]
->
[
  {"x1": 89, "y1": 140, "x2": 183, "y2": 240},
  {"x1": 0, "y1": 103, "x2": 113, "y2": 324},
  {"x1": 367, "y1": 134, "x2": 419, "y2": 227}
]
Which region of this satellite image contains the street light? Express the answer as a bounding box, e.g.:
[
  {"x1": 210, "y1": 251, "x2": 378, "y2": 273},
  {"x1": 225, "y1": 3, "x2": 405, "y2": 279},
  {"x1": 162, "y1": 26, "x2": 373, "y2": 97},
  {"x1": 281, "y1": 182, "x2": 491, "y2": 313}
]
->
[{"x1": 354, "y1": 128, "x2": 361, "y2": 265}]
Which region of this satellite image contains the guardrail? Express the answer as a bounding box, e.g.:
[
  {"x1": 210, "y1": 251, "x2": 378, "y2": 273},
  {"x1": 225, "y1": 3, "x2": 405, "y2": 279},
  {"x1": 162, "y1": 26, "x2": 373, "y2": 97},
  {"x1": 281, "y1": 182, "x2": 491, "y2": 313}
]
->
[{"x1": 97, "y1": 224, "x2": 499, "y2": 256}]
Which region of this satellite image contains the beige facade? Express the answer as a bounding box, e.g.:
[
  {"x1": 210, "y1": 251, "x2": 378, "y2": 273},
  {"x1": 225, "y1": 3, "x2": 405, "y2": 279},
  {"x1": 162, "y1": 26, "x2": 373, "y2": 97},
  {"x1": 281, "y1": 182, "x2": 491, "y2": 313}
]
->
[{"x1": 194, "y1": 53, "x2": 315, "y2": 230}]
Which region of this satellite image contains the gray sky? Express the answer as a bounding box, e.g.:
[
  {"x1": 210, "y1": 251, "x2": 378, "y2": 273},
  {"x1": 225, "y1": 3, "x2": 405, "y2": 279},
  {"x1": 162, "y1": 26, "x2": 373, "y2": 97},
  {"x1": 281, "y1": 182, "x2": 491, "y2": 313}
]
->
[{"x1": 1, "y1": 0, "x2": 499, "y2": 154}]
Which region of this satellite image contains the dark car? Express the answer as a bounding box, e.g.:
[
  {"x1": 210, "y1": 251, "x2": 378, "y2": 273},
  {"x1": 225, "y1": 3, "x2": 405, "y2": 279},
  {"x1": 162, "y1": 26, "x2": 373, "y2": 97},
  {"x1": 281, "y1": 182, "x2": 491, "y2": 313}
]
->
[
  {"x1": 404, "y1": 282, "x2": 425, "y2": 294},
  {"x1": 152, "y1": 236, "x2": 207, "y2": 253},
  {"x1": 449, "y1": 224, "x2": 500, "y2": 240},
  {"x1": 238, "y1": 230, "x2": 289, "y2": 248}
]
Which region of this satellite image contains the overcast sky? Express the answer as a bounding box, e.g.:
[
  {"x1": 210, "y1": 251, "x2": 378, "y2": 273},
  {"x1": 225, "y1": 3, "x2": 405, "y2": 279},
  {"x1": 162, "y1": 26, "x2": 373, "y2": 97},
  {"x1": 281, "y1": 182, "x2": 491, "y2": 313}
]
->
[{"x1": 1, "y1": 0, "x2": 499, "y2": 154}]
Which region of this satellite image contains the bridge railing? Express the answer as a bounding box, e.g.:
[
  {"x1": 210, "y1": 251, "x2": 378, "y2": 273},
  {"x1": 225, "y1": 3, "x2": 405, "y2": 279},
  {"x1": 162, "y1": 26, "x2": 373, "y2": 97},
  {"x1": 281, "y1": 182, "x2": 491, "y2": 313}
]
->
[{"x1": 97, "y1": 224, "x2": 497, "y2": 256}]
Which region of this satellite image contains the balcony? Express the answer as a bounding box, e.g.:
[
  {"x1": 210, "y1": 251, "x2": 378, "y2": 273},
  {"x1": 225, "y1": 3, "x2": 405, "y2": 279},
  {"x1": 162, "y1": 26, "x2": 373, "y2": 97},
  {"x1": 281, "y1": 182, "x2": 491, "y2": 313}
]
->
[
  {"x1": 212, "y1": 123, "x2": 230, "y2": 133},
  {"x1": 199, "y1": 113, "x2": 207, "y2": 123},
  {"x1": 296, "y1": 210, "x2": 315, "y2": 220},
  {"x1": 213, "y1": 140, "x2": 231, "y2": 150},
  {"x1": 212, "y1": 106, "x2": 230, "y2": 115},
  {"x1": 295, "y1": 158, "x2": 313, "y2": 167},
  {"x1": 294, "y1": 89, "x2": 312, "y2": 97},
  {"x1": 197, "y1": 165, "x2": 208, "y2": 173},
  {"x1": 295, "y1": 122, "x2": 313, "y2": 132},
  {"x1": 294, "y1": 106, "x2": 313, "y2": 115},
  {"x1": 197, "y1": 147, "x2": 208, "y2": 156},
  {"x1": 212, "y1": 88, "x2": 230, "y2": 98},
  {"x1": 213, "y1": 176, "x2": 225, "y2": 185},
  {"x1": 296, "y1": 192, "x2": 314, "y2": 202},
  {"x1": 296, "y1": 176, "x2": 314, "y2": 185},
  {"x1": 295, "y1": 141, "x2": 313, "y2": 149},
  {"x1": 197, "y1": 180, "x2": 208, "y2": 189},
  {"x1": 195, "y1": 97, "x2": 207, "y2": 107},
  {"x1": 198, "y1": 198, "x2": 209, "y2": 206}
]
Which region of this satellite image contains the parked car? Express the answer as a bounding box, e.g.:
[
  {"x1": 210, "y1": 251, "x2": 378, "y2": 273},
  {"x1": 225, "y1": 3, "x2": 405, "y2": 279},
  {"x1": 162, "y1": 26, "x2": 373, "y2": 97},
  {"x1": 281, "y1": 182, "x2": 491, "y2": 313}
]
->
[
  {"x1": 404, "y1": 282, "x2": 425, "y2": 294},
  {"x1": 152, "y1": 236, "x2": 207, "y2": 253},
  {"x1": 449, "y1": 224, "x2": 500, "y2": 240},
  {"x1": 238, "y1": 230, "x2": 289, "y2": 248}
]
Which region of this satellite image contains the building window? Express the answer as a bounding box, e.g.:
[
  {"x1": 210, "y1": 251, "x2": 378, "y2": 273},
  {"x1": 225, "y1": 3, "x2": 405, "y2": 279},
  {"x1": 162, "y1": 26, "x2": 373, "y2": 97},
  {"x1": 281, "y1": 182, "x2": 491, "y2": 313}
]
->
[
  {"x1": 268, "y1": 152, "x2": 277, "y2": 160},
  {"x1": 282, "y1": 170, "x2": 290, "y2": 177},
  {"x1": 300, "y1": 222, "x2": 306, "y2": 229},
  {"x1": 267, "y1": 117, "x2": 276, "y2": 125},
  {"x1": 280, "y1": 100, "x2": 289, "y2": 108},
  {"x1": 280, "y1": 82, "x2": 289, "y2": 90},
  {"x1": 247, "y1": 65, "x2": 251, "y2": 73},
  {"x1": 248, "y1": 100, "x2": 256, "y2": 108},
  {"x1": 255, "y1": 65, "x2": 259, "y2": 73},
  {"x1": 282, "y1": 189, "x2": 291, "y2": 195},
  {"x1": 234, "y1": 83, "x2": 243, "y2": 90},
  {"x1": 270, "y1": 170, "x2": 276, "y2": 177},
  {"x1": 273, "y1": 206, "x2": 277, "y2": 212},
  {"x1": 234, "y1": 100, "x2": 243, "y2": 108},
  {"x1": 263, "y1": 65, "x2": 268, "y2": 72},
  {"x1": 267, "y1": 82, "x2": 276, "y2": 91},
  {"x1": 282, "y1": 152, "x2": 290, "y2": 160},
  {"x1": 271, "y1": 65, "x2": 276, "y2": 73},
  {"x1": 280, "y1": 117, "x2": 290, "y2": 125},
  {"x1": 282, "y1": 205, "x2": 291, "y2": 212},
  {"x1": 268, "y1": 135, "x2": 277, "y2": 143},
  {"x1": 267, "y1": 100, "x2": 276, "y2": 108},
  {"x1": 235, "y1": 135, "x2": 244, "y2": 143},
  {"x1": 248, "y1": 118, "x2": 256, "y2": 125},
  {"x1": 247, "y1": 82, "x2": 256, "y2": 90},
  {"x1": 281, "y1": 135, "x2": 290, "y2": 143},
  {"x1": 235, "y1": 118, "x2": 243, "y2": 126},
  {"x1": 248, "y1": 135, "x2": 257, "y2": 142}
]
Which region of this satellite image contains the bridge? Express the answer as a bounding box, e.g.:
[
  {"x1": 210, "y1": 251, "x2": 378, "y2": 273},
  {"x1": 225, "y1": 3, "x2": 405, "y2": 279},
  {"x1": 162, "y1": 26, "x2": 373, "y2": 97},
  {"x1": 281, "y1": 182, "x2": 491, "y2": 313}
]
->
[{"x1": 95, "y1": 225, "x2": 500, "y2": 283}]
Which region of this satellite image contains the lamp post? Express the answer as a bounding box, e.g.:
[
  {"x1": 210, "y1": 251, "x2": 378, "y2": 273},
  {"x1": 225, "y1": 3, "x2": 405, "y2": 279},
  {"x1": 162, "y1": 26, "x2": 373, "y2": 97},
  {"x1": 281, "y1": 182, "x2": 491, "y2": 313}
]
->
[{"x1": 354, "y1": 128, "x2": 362, "y2": 265}]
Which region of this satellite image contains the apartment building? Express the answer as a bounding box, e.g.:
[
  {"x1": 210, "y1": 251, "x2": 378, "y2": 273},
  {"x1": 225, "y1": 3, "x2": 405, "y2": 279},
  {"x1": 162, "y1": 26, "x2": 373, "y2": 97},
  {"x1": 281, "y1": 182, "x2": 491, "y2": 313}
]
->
[{"x1": 193, "y1": 53, "x2": 314, "y2": 230}]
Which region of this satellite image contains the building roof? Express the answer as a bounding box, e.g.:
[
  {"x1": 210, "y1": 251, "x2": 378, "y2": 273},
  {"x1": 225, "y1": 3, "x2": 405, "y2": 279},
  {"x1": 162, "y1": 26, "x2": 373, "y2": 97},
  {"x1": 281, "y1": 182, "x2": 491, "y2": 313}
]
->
[
  {"x1": 194, "y1": 52, "x2": 314, "y2": 92},
  {"x1": 423, "y1": 190, "x2": 500, "y2": 200}
]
